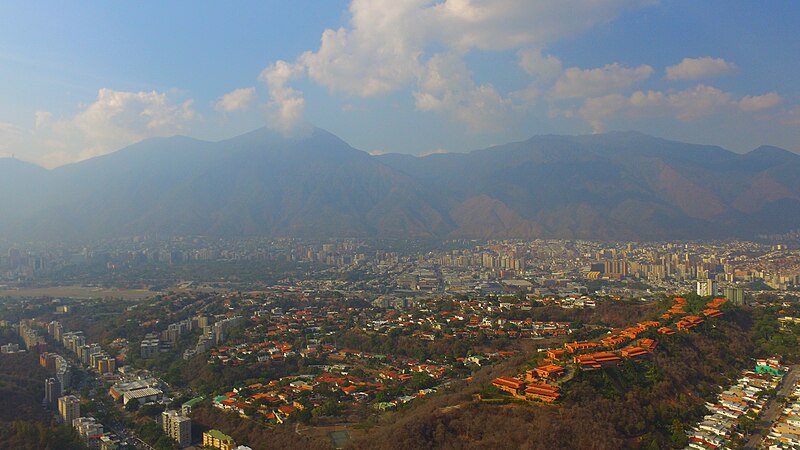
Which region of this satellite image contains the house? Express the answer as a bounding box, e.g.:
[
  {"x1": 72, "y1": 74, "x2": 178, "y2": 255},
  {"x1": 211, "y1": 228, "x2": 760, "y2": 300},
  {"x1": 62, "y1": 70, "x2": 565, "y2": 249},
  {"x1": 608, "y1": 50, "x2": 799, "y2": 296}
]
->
[
  {"x1": 703, "y1": 309, "x2": 724, "y2": 318},
  {"x1": 575, "y1": 351, "x2": 621, "y2": 370},
  {"x1": 600, "y1": 335, "x2": 627, "y2": 348},
  {"x1": 565, "y1": 341, "x2": 598, "y2": 353},
  {"x1": 676, "y1": 316, "x2": 704, "y2": 331},
  {"x1": 524, "y1": 384, "x2": 560, "y2": 403},
  {"x1": 492, "y1": 376, "x2": 526, "y2": 396},
  {"x1": 639, "y1": 338, "x2": 657, "y2": 352},
  {"x1": 526, "y1": 364, "x2": 565, "y2": 381},
  {"x1": 620, "y1": 346, "x2": 649, "y2": 359}
]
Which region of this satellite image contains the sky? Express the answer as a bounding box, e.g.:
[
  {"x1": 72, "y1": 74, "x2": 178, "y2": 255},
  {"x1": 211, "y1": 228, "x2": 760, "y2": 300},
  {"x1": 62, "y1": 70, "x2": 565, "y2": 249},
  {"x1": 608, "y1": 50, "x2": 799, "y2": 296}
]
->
[{"x1": 1, "y1": 0, "x2": 798, "y2": 168}]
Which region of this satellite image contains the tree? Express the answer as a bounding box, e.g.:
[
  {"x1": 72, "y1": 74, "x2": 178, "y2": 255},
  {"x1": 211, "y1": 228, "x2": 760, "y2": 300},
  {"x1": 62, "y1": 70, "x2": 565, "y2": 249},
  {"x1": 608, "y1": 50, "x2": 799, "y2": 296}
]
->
[
  {"x1": 738, "y1": 414, "x2": 756, "y2": 434},
  {"x1": 295, "y1": 407, "x2": 312, "y2": 424},
  {"x1": 125, "y1": 401, "x2": 140, "y2": 412}
]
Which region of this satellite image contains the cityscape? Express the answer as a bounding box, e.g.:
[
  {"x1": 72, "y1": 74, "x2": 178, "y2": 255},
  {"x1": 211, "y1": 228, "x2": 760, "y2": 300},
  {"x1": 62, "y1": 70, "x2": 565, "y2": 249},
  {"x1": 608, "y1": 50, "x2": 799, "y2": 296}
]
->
[
  {"x1": 1, "y1": 1, "x2": 800, "y2": 449},
  {"x1": 1, "y1": 236, "x2": 799, "y2": 448}
]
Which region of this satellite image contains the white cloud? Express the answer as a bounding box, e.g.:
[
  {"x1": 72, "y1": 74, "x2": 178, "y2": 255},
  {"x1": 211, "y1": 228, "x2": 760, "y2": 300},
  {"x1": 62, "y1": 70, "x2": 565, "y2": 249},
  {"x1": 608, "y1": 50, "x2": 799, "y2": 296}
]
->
[
  {"x1": 259, "y1": 61, "x2": 307, "y2": 132},
  {"x1": 215, "y1": 87, "x2": 257, "y2": 112},
  {"x1": 414, "y1": 53, "x2": 512, "y2": 132},
  {"x1": 2, "y1": 89, "x2": 197, "y2": 168},
  {"x1": 430, "y1": 0, "x2": 657, "y2": 52},
  {"x1": 518, "y1": 48, "x2": 562, "y2": 81},
  {"x1": 259, "y1": 0, "x2": 654, "y2": 128},
  {"x1": 578, "y1": 84, "x2": 736, "y2": 130},
  {"x1": 551, "y1": 63, "x2": 654, "y2": 99},
  {"x1": 667, "y1": 85, "x2": 733, "y2": 121},
  {"x1": 509, "y1": 84, "x2": 541, "y2": 110},
  {"x1": 738, "y1": 93, "x2": 782, "y2": 112},
  {"x1": 34, "y1": 111, "x2": 53, "y2": 129},
  {"x1": 66, "y1": 89, "x2": 195, "y2": 145},
  {"x1": 665, "y1": 57, "x2": 736, "y2": 80}
]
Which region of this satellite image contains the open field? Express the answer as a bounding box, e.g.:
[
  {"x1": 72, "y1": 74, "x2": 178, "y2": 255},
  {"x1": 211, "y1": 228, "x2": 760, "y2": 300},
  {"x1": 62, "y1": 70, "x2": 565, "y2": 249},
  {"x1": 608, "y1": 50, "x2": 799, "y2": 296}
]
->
[{"x1": 0, "y1": 286, "x2": 159, "y2": 300}]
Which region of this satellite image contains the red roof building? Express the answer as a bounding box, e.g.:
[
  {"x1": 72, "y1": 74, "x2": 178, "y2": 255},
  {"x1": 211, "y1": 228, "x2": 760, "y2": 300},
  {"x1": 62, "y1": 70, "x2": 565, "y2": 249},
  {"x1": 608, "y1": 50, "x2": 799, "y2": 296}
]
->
[
  {"x1": 524, "y1": 384, "x2": 560, "y2": 403},
  {"x1": 492, "y1": 376, "x2": 526, "y2": 396}
]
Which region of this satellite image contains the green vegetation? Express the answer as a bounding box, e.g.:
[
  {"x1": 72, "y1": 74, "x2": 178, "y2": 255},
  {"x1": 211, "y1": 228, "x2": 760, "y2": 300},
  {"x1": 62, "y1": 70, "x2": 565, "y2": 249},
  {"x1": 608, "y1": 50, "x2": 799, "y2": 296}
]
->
[
  {"x1": 0, "y1": 421, "x2": 86, "y2": 450},
  {"x1": 0, "y1": 349, "x2": 86, "y2": 449},
  {"x1": 138, "y1": 421, "x2": 179, "y2": 450},
  {"x1": 345, "y1": 301, "x2": 769, "y2": 449}
]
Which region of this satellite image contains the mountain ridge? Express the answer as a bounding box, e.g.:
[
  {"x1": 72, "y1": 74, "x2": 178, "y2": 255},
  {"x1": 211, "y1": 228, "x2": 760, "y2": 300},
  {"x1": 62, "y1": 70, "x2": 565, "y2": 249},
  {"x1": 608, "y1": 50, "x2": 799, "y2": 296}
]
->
[{"x1": 2, "y1": 127, "x2": 800, "y2": 241}]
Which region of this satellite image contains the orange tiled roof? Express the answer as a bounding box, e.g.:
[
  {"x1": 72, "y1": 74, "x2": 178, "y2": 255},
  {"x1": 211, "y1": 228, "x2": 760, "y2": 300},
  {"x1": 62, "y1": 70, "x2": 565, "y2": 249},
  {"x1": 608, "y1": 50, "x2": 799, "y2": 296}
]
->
[{"x1": 492, "y1": 376, "x2": 525, "y2": 390}]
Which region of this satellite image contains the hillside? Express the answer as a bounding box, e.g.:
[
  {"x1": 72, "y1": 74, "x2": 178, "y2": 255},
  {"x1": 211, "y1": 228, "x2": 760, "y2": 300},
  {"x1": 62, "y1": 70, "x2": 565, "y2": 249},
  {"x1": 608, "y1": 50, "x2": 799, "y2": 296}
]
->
[{"x1": 345, "y1": 305, "x2": 777, "y2": 450}]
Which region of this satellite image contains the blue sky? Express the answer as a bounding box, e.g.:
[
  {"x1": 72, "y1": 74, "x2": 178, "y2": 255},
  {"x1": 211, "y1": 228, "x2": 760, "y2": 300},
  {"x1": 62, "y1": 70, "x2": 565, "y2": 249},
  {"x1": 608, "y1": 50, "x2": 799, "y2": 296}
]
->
[{"x1": 1, "y1": 1, "x2": 798, "y2": 167}]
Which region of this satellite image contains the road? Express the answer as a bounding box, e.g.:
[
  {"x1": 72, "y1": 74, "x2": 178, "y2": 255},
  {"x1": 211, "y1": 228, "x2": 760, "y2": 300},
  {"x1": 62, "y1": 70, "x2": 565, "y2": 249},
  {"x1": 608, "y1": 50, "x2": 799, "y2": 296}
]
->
[
  {"x1": 57, "y1": 347, "x2": 157, "y2": 450},
  {"x1": 744, "y1": 364, "x2": 799, "y2": 449}
]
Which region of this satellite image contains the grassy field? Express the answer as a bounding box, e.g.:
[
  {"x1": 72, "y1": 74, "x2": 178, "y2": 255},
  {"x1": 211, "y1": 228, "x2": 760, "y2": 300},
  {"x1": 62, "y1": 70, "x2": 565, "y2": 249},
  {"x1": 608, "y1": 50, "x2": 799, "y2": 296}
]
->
[{"x1": 0, "y1": 285, "x2": 158, "y2": 300}]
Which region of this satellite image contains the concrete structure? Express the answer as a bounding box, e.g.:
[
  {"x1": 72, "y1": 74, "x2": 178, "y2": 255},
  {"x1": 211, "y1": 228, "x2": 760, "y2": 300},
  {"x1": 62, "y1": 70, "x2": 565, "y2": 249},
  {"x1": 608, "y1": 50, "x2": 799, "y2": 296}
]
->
[
  {"x1": 122, "y1": 387, "x2": 162, "y2": 406},
  {"x1": 140, "y1": 333, "x2": 160, "y2": 359},
  {"x1": 697, "y1": 279, "x2": 719, "y2": 297},
  {"x1": 44, "y1": 377, "x2": 61, "y2": 409},
  {"x1": 162, "y1": 410, "x2": 191, "y2": 447},
  {"x1": 110, "y1": 378, "x2": 163, "y2": 405},
  {"x1": 58, "y1": 395, "x2": 80, "y2": 425},
  {"x1": 1, "y1": 342, "x2": 20, "y2": 353},
  {"x1": 203, "y1": 429, "x2": 236, "y2": 450},
  {"x1": 723, "y1": 286, "x2": 745, "y2": 305},
  {"x1": 73, "y1": 417, "x2": 104, "y2": 449}
]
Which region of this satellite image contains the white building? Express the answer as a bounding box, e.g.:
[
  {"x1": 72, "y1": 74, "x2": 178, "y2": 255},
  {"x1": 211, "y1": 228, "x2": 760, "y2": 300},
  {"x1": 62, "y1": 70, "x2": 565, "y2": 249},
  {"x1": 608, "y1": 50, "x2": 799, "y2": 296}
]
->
[{"x1": 697, "y1": 279, "x2": 719, "y2": 297}]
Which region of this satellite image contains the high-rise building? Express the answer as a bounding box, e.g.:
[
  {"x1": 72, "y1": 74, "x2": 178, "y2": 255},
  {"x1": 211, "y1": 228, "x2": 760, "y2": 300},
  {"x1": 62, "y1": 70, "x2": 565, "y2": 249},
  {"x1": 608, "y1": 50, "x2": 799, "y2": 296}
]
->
[
  {"x1": 723, "y1": 287, "x2": 745, "y2": 305},
  {"x1": 140, "y1": 333, "x2": 160, "y2": 359},
  {"x1": 696, "y1": 279, "x2": 718, "y2": 297},
  {"x1": 44, "y1": 377, "x2": 61, "y2": 410},
  {"x1": 162, "y1": 410, "x2": 191, "y2": 447},
  {"x1": 58, "y1": 395, "x2": 80, "y2": 425}
]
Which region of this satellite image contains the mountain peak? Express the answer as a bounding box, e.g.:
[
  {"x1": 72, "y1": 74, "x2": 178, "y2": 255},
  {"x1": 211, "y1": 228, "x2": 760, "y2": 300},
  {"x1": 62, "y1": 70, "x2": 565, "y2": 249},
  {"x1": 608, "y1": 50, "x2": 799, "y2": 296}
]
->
[{"x1": 747, "y1": 145, "x2": 799, "y2": 160}]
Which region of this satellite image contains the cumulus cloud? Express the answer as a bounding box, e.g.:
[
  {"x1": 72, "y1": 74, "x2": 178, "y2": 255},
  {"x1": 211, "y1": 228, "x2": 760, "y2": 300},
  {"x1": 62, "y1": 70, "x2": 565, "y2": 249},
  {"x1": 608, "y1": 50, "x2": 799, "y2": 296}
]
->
[
  {"x1": 551, "y1": 63, "x2": 654, "y2": 99},
  {"x1": 215, "y1": 87, "x2": 257, "y2": 112},
  {"x1": 578, "y1": 84, "x2": 740, "y2": 130},
  {"x1": 34, "y1": 111, "x2": 53, "y2": 129},
  {"x1": 259, "y1": 0, "x2": 654, "y2": 130},
  {"x1": 518, "y1": 48, "x2": 563, "y2": 82},
  {"x1": 429, "y1": 0, "x2": 658, "y2": 51},
  {"x1": 259, "y1": 61, "x2": 307, "y2": 132},
  {"x1": 738, "y1": 93, "x2": 782, "y2": 112},
  {"x1": 3, "y1": 89, "x2": 197, "y2": 168},
  {"x1": 414, "y1": 53, "x2": 512, "y2": 131},
  {"x1": 65, "y1": 89, "x2": 195, "y2": 145},
  {"x1": 665, "y1": 57, "x2": 736, "y2": 80}
]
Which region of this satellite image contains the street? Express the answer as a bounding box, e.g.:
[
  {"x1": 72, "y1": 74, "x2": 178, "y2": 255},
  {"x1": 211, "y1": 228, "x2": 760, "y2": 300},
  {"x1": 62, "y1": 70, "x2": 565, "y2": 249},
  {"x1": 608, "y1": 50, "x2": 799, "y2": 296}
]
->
[{"x1": 744, "y1": 364, "x2": 799, "y2": 449}]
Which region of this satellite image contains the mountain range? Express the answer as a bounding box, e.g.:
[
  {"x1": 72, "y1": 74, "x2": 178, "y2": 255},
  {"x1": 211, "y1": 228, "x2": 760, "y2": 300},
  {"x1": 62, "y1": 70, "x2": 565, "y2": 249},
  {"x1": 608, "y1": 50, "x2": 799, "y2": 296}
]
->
[{"x1": 2, "y1": 127, "x2": 800, "y2": 241}]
